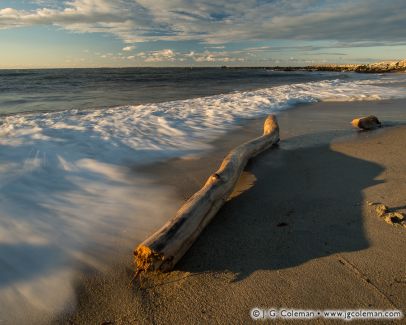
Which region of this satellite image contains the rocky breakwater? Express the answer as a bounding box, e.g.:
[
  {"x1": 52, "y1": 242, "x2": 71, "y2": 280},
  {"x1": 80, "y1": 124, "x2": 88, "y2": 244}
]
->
[{"x1": 311, "y1": 59, "x2": 406, "y2": 73}]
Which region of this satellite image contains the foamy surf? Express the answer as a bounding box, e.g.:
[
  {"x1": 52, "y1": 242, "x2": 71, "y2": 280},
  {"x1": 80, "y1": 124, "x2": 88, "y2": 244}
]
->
[{"x1": 0, "y1": 75, "x2": 405, "y2": 323}]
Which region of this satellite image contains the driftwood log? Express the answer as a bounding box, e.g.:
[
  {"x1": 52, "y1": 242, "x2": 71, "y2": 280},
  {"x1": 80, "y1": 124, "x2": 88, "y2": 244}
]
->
[
  {"x1": 134, "y1": 115, "x2": 280, "y2": 273},
  {"x1": 351, "y1": 115, "x2": 381, "y2": 130}
]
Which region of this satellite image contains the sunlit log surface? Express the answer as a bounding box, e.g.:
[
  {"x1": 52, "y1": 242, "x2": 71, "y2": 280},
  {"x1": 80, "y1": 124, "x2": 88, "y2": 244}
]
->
[{"x1": 134, "y1": 115, "x2": 280, "y2": 273}]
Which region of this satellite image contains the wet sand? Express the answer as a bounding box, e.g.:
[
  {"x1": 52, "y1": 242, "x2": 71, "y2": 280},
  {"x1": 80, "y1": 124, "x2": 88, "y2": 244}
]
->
[{"x1": 58, "y1": 99, "x2": 406, "y2": 324}]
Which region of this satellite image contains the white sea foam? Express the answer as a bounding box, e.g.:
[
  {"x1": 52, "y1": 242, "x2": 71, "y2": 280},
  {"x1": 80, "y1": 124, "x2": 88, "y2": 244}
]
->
[{"x1": 0, "y1": 76, "x2": 405, "y2": 322}]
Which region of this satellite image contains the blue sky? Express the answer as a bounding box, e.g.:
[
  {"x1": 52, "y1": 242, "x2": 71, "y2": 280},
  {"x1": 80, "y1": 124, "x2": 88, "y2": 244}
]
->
[{"x1": 0, "y1": 0, "x2": 405, "y2": 68}]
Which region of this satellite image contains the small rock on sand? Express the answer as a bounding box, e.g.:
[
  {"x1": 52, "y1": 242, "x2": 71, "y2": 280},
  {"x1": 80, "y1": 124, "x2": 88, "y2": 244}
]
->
[
  {"x1": 383, "y1": 212, "x2": 405, "y2": 226},
  {"x1": 374, "y1": 203, "x2": 388, "y2": 217},
  {"x1": 370, "y1": 202, "x2": 406, "y2": 228},
  {"x1": 351, "y1": 115, "x2": 381, "y2": 130}
]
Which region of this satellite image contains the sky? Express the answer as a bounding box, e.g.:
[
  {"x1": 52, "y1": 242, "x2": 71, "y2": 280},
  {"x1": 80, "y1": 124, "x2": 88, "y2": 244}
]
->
[{"x1": 0, "y1": 0, "x2": 405, "y2": 68}]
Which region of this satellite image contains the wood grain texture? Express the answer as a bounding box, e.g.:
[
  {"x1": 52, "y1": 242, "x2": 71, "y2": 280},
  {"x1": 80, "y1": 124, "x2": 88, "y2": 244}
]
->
[{"x1": 134, "y1": 115, "x2": 280, "y2": 273}]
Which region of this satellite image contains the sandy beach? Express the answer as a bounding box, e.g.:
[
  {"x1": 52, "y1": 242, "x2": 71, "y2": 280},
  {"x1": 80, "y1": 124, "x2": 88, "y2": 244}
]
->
[{"x1": 53, "y1": 98, "x2": 406, "y2": 324}]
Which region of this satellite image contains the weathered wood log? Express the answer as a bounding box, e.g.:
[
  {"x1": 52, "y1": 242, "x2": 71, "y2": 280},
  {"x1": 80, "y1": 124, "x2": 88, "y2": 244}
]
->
[
  {"x1": 351, "y1": 115, "x2": 381, "y2": 130},
  {"x1": 134, "y1": 115, "x2": 280, "y2": 273}
]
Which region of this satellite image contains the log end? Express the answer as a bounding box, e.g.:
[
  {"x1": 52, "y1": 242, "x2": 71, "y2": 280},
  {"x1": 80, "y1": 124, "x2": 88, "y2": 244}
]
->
[
  {"x1": 134, "y1": 244, "x2": 164, "y2": 273},
  {"x1": 263, "y1": 115, "x2": 279, "y2": 136}
]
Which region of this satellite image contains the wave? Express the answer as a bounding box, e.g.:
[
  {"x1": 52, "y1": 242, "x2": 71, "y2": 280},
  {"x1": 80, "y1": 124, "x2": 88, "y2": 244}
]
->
[
  {"x1": 2, "y1": 77, "x2": 405, "y2": 160},
  {"x1": 0, "y1": 76, "x2": 405, "y2": 322}
]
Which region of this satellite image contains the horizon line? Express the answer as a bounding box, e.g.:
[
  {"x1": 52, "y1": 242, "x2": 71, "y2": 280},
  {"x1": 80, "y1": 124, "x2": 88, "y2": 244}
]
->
[{"x1": 0, "y1": 60, "x2": 404, "y2": 71}]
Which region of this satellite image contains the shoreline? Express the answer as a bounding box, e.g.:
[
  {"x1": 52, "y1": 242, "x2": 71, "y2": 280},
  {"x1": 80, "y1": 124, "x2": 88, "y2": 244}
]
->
[
  {"x1": 136, "y1": 98, "x2": 406, "y2": 199},
  {"x1": 58, "y1": 98, "x2": 406, "y2": 324}
]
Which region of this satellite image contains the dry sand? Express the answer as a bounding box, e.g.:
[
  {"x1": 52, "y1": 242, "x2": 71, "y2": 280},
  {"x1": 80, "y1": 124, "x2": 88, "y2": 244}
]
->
[{"x1": 58, "y1": 99, "x2": 406, "y2": 324}]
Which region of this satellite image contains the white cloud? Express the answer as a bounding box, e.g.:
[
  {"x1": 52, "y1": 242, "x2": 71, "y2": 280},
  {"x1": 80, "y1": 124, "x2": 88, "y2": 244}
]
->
[
  {"x1": 0, "y1": 8, "x2": 18, "y2": 15},
  {"x1": 206, "y1": 46, "x2": 226, "y2": 49},
  {"x1": 139, "y1": 49, "x2": 176, "y2": 62},
  {"x1": 122, "y1": 46, "x2": 135, "y2": 51},
  {"x1": 188, "y1": 50, "x2": 245, "y2": 63}
]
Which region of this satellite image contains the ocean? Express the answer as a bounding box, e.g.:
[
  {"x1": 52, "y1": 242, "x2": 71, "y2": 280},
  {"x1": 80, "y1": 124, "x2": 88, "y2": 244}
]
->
[
  {"x1": 0, "y1": 68, "x2": 405, "y2": 322},
  {"x1": 0, "y1": 68, "x2": 356, "y2": 115}
]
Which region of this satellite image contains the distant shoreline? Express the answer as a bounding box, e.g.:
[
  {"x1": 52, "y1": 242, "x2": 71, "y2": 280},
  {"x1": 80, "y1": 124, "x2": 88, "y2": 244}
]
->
[
  {"x1": 222, "y1": 58, "x2": 406, "y2": 73},
  {"x1": 1, "y1": 58, "x2": 405, "y2": 72}
]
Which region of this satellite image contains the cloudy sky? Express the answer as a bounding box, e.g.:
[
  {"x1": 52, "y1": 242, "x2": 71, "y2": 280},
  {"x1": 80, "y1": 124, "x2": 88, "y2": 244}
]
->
[{"x1": 0, "y1": 0, "x2": 405, "y2": 68}]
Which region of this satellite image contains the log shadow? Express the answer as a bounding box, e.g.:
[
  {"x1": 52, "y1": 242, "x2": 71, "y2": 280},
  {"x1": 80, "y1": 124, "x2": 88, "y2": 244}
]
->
[{"x1": 176, "y1": 135, "x2": 384, "y2": 281}]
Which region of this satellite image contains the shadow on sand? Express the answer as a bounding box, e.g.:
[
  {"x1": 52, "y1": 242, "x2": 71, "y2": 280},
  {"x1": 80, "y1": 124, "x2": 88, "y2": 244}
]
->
[{"x1": 176, "y1": 132, "x2": 384, "y2": 281}]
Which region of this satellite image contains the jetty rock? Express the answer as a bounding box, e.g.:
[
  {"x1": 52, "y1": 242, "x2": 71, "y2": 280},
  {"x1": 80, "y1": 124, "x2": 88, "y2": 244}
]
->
[
  {"x1": 311, "y1": 59, "x2": 406, "y2": 73},
  {"x1": 356, "y1": 59, "x2": 406, "y2": 73}
]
